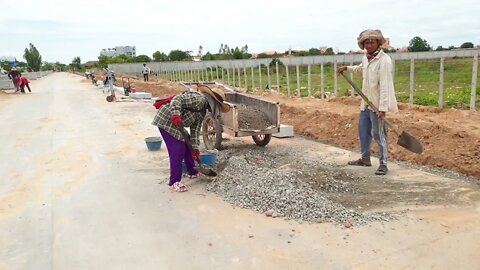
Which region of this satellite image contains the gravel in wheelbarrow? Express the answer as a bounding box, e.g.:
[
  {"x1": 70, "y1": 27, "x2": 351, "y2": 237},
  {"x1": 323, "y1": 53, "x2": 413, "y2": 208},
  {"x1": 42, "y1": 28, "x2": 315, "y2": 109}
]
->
[{"x1": 237, "y1": 104, "x2": 273, "y2": 131}]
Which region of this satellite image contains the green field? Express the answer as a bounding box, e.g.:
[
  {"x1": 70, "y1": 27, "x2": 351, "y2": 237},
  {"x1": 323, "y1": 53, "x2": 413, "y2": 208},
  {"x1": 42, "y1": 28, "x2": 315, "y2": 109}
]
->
[{"x1": 214, "y1": 58, "x2": 480, "y2": 109}]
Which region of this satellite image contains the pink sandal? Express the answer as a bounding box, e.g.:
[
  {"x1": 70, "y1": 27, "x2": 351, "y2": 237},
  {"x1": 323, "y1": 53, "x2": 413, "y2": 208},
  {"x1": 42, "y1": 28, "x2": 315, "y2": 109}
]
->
[
  {"x1": 170, "y1": 182, "x2": 188, "y2": 192},
  {"x1": 188, "y1": 172, "x2": 203, "y2": 179}
]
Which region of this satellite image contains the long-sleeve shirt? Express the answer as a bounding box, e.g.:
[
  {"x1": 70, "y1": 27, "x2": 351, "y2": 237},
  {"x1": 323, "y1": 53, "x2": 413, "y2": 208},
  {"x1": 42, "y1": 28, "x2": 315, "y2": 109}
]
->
[
  {"x1": 142, "y1": 66, "x2": 150, "y2": 74},
  {"x1": 151, "y1": 91, "x2": 207, "y2": 148},
  {"x1": 347, "y1": 50, "x2": 398, "y2": 113}
]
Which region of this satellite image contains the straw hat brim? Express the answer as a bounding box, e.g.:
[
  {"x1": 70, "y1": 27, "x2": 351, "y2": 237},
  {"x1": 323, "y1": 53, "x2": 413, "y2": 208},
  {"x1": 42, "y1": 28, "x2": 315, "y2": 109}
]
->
[
  {"x1": 198, "y1": 85, "x2": 231, "y2": 113},
  {"x1": 357, "y1": 29, "x2": 385, "y2": 50}
]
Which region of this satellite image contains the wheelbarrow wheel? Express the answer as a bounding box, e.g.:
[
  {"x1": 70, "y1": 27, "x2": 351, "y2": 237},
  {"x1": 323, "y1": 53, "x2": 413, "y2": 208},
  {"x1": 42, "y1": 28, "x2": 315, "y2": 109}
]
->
[
  {"x1": 202, "y1": 113, "x2": 222, "y2": 150},
  {"x1": 252, "y1": 134, "x2": 271, "y2": 147}
]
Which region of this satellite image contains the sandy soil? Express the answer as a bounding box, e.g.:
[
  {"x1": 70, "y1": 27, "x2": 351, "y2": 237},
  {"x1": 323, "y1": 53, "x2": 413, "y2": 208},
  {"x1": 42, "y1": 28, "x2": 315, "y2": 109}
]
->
[{"x1": 99, "y1": 75, "x2": 480, "y2": 179}]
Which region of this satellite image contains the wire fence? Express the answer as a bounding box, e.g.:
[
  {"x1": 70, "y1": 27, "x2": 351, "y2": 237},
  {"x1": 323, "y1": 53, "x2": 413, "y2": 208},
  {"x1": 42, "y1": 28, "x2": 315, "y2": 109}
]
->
[{"x1": 110, "y1": 49, "x2": 480, "y2": 111}]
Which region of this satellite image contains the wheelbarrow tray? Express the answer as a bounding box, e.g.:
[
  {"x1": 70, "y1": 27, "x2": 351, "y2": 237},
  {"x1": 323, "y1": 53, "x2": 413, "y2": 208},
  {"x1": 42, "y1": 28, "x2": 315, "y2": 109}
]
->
[{"x1": 221, "y1": 91, "x2": 280, "y2": 137}]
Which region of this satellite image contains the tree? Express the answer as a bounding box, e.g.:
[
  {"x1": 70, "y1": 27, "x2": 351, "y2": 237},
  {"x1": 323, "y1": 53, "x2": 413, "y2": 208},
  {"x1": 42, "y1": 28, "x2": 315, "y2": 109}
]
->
[
  {"x1": 152, "y1": 51, "x2": 168, "y2": 61},
  {"x1": 133, "y1": 55, "x2": 152, "y2": 63},
  {"x1": 23, "y1": 43, "x2": 42, "y2": 71},
  {"x1": 241, "y1": 44, "x2": 249, "y2": 53},
  {"x1": 201, "y1": 52, "x2": 216, "y2": 61},
  {"x1": 435, "y1": 45, "x2": 445, "y2": 51},
  {"x1": 408, "y1": 36, "x2": 432, "y2": 52},
  {"x1": 321, "y1": 48, "x2": 334, "y2": 55},
  {"x1": 98, "y1": 55, "x2": 112, "y2": 69},
  {"x1": 232, "y1": 47, "x2": 243, "y2": 59},
  {"x1": 168, "y1": 50, "x2": 191, "y2": 61},
  {"x1": 460, "y1": 42, "x2": 474, "y2": 49},
  {"x1": 111, "y1": 55, "x2": 130, "y2": 64},
  {"x1": 71, "y1": 56, "x2": 81, "y2": 70},
  {"x1": 308, "y1": 48, "x2": 321, "y2": 55},
  {"x1": 219, "y1": 44, "x2": 224, "y2": 54},
  {"x1": 198, "y1": 45, "x2": 203, "y2": 57}
]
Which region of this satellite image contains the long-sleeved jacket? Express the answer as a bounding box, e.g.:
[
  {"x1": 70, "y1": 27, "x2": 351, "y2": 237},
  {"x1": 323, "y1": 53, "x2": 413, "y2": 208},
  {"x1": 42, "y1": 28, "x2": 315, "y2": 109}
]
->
[
  {"x1": 347, "y1": 50, "x2": 398, "y2": 113},
  {"x1": 151, "y1": 91, "x2": 207, "y2": 148}
]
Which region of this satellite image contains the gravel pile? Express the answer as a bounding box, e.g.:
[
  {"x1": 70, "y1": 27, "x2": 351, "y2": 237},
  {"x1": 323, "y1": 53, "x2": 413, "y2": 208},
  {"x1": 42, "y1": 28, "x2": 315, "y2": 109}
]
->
[
  {"x1": 206, "y1": 150, "x2": 394, "y2": 226},
  {"x1": 237, "y1": 104, "x2": 273, "y2": 130}
]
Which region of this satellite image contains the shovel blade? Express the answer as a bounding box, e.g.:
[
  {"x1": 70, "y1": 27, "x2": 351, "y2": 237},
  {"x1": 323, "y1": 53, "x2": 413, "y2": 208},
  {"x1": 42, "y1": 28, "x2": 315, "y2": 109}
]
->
[
  {"x1": 397, "y1": 131, "x2": 423, "y2": 154},
  {"x1": 197, "y1": 166, "x2": 217, "y2": 177}
]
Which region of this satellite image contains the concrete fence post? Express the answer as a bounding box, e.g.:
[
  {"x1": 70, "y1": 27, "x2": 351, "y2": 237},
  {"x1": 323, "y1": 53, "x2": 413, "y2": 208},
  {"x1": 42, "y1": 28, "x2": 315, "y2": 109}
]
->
[
  {"x1": 333, "y1": 61, "x2": 338, "y2": 96},
  {"x1": 350, "y1": 60, "x2": 354, "y2": 97},
  {"x1": 251, "y1": 66, "x2": 255, "y2": 91},
  {"x1": 227, "y1": 67, "x2": 230, "y2": 85},
  {"x1": 258, "y1": 64, "x2": 263, "y2": 91},
  {"x1": 307, "y1": 64, "x2": 311, "y2": 97},
  {"x1": 321, "y1": 63, "x2": 325, "y2": 99},
  {"x1": 286, "y1": 65, "x2": 291, "y2": 96},
  {"x1": 243, "y1": 66, "x2": 248, "y2": 91},
  {"x1": 232, "y1": 66, "x2": 236, "y2": 86},
  {"x1": 409, "y1": 59, "x2": 415, "y2": 104},
  {"x1": 275, "y1": 61, "x2": 280, "y2": 92},
  {"x1": 237, "y1": 67, "x2": 241, "y2": 89},
  {"x1": 296, "y1": 64, "x2": 301, "y2": 97},
  {"x1": 267, "y1": 64, "x2": 271, "y2": 91},
  {"x1": 216, "y1": 66, "x2": 219, "y2": 80},
  {"x1": 438, "y1": 58, "x2": 445, "y2": 108},
  {"x1": 471, "y1": 54, "x2": 478, "y2": 111}
]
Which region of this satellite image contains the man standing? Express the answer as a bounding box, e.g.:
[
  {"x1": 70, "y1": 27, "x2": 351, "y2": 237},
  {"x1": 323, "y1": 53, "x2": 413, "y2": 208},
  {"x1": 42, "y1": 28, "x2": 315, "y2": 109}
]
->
[
  {"x1": 142, "y1": 63, "x2": 150, "y2": 82},
  {"x1": 7, "y1": 67, "x2": 21, "y2": 90},
  {"x1": 337, "y1": 29, "x2": 398, "y2": 175}
]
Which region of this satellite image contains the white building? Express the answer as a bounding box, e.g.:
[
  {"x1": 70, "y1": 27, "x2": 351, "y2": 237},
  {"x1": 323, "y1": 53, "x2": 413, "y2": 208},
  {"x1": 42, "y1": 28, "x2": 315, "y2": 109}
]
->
[{"x1": 100, "y1": 46, "x2": 136, "y2": 57}]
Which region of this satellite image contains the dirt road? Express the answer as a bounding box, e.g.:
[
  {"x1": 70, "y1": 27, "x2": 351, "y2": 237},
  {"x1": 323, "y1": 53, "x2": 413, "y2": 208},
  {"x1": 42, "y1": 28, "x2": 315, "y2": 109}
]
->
[{"x1": 1, "y1": 73, "x2": 479, "y2": 270}]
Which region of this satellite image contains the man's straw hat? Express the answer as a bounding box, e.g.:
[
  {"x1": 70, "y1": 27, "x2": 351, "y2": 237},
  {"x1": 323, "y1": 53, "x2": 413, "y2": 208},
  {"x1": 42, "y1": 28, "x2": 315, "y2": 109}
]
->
[{"x1": 357, "y1": 29, "x2": 385, "y2": 49}]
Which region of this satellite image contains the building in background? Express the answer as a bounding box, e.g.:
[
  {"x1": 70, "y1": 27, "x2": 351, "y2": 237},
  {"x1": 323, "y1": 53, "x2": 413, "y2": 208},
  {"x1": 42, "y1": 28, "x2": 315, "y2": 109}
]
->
[
  {"x1": 0, "y1": 56, "x2": 17, "y2": 66},
  {"x1": 100, "y1": 46, "x2": 136, "y2": 57}
]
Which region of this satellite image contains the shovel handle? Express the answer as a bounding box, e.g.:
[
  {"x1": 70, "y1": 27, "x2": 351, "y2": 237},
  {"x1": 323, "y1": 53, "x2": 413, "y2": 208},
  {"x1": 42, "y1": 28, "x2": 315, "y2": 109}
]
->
[{"x1": 340, "y1": 73, "x2": 401, "y2": 136}]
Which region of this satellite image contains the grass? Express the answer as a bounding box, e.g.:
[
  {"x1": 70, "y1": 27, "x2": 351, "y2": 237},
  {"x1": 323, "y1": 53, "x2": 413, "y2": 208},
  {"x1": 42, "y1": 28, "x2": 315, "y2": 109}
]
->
[{"x1": 212, "y1": 58, "x2": 480, "y2": 109}]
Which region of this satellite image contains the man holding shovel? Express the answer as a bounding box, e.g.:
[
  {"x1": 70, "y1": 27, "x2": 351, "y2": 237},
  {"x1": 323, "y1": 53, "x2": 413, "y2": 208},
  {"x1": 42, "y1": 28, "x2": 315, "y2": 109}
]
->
[{"x1": 337, "y1": 29, "x2": 398, "y2": 175}]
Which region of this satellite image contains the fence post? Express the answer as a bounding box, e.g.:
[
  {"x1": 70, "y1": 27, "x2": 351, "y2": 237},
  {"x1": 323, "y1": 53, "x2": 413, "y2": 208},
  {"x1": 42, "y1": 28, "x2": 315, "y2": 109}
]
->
[
  {"x1": 438, "y1": 58, "x2": 445, "y2": 108},
  {"x1": 391, "y1": 59, "x2": 396, "y2": 84},
  {"x1": 251, "y1": 66, "x2": 255, "y2": 91},
  {"x1": 333, "y1": 61, "x2": 338, "y2": 96},
  {"x1": 221, "y1": 67, "x2": 224, "y2": 82},
  {"x1": 409, "y1": 59, "x2": 415, "y2": 104},
  {"x1": 307, "y1": 64, "x2": 311, "y2": 97},
  {"x1": 350, "y1": 60, "x2": 354, "y2": 97},
  {"x1": 258, "y1": 64, "x2": 263, "y2": 91},
  {"x1": 321, "y1": 63, "x2": 325, "y2": 99},
  {"x1": 286, "y1": 65, "x2": 291, "y2": 96},
  {"x1": 471, "y1": 53, "x2": 478, "y2": 111},
  {"x1": 227, "y1": 67, "x2": 230, "y2": 85},
  {"x1": 296, "y1": 64, "x2": 301, "y2": 97},
  {"x1": 243, "y1": 65, "x2": 248, "y2": 91},
  {"x1": 216, "y1": 66, "x2": 219, "y2": 80},
  {"x1": 267, "y1": 64, "x2": 271, "y2": 91},
  {"x1": 275, "y1": 61, "x2": 280, "y2": 92},
  {"x1": 237, "y1": 67, "x2": 241, "y2": 89},
  {"x1": 232, "y1": 65, "x2": 236, "y2": 86}
]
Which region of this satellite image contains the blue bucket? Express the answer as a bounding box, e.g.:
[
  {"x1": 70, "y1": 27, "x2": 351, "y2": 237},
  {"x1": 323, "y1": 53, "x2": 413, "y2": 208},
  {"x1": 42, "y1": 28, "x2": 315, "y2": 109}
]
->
[
  {"x1": 199, "y1": 151, "x2": 217, "y2": 165},
  {"x1": 145, "y1": 137, "x2": 162, "y2": 151}
]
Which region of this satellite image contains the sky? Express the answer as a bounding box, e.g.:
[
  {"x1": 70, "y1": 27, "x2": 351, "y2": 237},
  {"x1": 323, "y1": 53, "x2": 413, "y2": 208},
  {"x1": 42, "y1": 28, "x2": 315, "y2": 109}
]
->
[{"x1": 1, "y1": 0, "x2": 479, "y2": 64}]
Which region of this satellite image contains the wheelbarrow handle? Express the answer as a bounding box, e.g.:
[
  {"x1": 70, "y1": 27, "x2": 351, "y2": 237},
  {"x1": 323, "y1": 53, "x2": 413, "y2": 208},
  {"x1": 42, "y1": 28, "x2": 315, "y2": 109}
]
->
[{"x1": 340, "y1": 73, "x2": 401, "y2": 136}]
